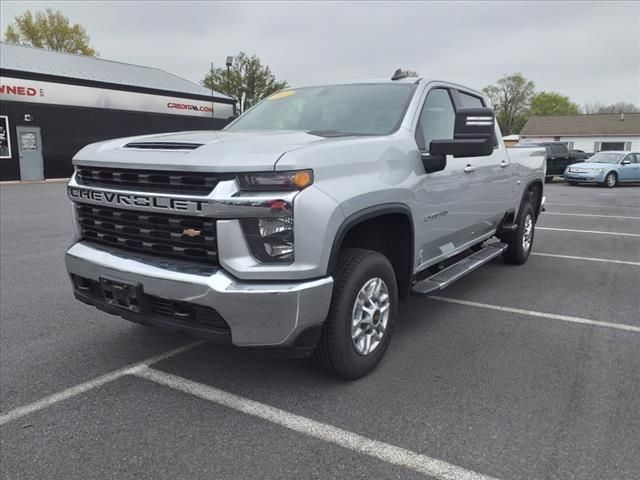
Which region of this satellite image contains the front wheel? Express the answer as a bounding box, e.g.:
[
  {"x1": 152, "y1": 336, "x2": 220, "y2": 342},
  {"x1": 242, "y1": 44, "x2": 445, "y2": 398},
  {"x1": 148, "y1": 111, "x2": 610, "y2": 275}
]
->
[
  {"x1": 603, "y1": 172, "x2": 617, "y2": 188},
  {"x1": 313, "y1": 249, "x2": 398, "y2": 380},
  {"x1": 502, "y1": 202, "x2": 535, "y2": 265},
  {"x1": 568, "y1": 181, "x2": 579, "y2": 186},
  {"x1": 545, "y1": 176, "x2": 554, "y2": 183}
]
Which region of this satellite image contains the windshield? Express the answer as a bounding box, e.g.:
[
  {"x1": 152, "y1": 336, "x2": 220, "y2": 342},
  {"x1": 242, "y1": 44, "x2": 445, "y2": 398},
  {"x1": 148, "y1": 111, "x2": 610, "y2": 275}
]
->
[
  {"x1": 226, "y1": 84, "x2": 417, "y2": 136},
  {"x1": 588, "y1": 152, "x2": 625, "y2": 164}
]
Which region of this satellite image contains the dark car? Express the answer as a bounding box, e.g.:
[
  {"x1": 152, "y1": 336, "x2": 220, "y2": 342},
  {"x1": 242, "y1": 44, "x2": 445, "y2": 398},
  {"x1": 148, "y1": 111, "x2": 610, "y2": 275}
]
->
[{"x1": 512, "y1": 142, "x2": 588, "y2": 182}]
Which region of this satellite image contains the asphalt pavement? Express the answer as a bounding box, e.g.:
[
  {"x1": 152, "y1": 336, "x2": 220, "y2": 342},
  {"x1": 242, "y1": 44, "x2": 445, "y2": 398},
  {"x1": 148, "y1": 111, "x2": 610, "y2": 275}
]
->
[{"x1": 1, "y1": 180, "x2": 639, "y2": 480}]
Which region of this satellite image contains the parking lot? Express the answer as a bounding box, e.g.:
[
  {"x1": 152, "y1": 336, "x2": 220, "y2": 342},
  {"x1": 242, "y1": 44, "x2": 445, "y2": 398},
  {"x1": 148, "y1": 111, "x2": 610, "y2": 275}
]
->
[{"x1": 1, "y1": 180, "x2": 638, "y2": 480}]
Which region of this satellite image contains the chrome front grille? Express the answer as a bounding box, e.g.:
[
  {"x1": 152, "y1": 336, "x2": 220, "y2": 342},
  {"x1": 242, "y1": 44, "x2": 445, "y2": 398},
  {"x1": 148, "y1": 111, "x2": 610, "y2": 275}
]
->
[
  {"x1": 76, "y1": 203, "x2": 218, "y2": 264},
  {"x1": 75, "y1": 166, "x2": 232, "y2": 195}
]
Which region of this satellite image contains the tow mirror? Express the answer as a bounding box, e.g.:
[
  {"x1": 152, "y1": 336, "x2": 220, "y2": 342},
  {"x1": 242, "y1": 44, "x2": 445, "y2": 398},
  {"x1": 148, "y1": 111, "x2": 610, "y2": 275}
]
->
[{"x1": 430, "y1": 108, "x2": 495, "y2": 158}]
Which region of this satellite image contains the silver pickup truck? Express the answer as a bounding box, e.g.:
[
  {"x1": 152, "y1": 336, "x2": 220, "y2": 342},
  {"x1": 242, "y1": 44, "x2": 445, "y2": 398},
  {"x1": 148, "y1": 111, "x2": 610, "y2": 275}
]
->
[{"x1": 66, "y1": 73, "x2": 545, "y2": 379}]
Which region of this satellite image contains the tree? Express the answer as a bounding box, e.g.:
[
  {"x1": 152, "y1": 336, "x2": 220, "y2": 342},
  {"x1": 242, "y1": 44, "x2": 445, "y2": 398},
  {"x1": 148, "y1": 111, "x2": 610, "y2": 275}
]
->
[
  {"x1": 583, "y1": 101, "x2": 640, "y2": 114},
  {"x1": 483, "y1": 73, "x2": 535, "y2": 135},
  {"x1": 4, "y1": 9, "x2": 97, "y2": 56},
  {"x1": 202, "y1": 52, "x2": 288, "y2": 113},
  {"x1": 529, "y1": 91, "x2": 579, "y2": 116}
]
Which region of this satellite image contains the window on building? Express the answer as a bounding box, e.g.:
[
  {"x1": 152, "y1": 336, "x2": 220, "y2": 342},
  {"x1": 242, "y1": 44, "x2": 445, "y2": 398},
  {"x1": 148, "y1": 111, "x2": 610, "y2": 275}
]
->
[{"x1": 600, "y1": 142, "x2": 626, "y2": 151}]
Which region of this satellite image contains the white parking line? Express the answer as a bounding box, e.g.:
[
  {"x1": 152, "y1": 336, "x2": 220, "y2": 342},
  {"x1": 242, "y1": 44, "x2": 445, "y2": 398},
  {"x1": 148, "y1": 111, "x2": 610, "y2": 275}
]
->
[
  {"x1": 0, "y1": 341, "x2": 203, "y2": 426},
  {"x1": 537, "y1": 227, "x2": 640, "y2": 237},
  {"x1": 547, "y1": 202, "x2": 640, "y2": 209},
  {"x1": 544, "y1": 212, "x2": 640, "y2": 221},
  {"x1": 134, "y1": 367, "x2": 500, "y2": 480},
  {"x1": 429, "y1": 296, "x2": 640, "y2": 333},
  {"x1": 532, "y1": 252, "x2": 640, "y2": 266}
]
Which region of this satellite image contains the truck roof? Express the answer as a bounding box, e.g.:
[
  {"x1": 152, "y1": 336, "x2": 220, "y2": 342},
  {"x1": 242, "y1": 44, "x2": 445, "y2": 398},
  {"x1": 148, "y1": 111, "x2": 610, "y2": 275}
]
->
[{"x1": 288, "y1": 77, "x2": 487, "y2": 99}]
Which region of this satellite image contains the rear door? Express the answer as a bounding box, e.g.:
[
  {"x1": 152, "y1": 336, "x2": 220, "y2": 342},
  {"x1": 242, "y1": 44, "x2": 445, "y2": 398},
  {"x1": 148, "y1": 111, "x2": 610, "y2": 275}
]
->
[{"x1": 452, "y1": 89, "x2": 511, "y2": 237}]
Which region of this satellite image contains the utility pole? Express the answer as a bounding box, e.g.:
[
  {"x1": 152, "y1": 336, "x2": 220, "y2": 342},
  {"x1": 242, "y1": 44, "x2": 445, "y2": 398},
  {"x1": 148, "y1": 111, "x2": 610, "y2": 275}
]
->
[
  {"x1": 209, "y1": 61, "x2": 215, "y2": 124},
  {"x1": 225, "y1": 56, "x2": 234, "y2": 113}
]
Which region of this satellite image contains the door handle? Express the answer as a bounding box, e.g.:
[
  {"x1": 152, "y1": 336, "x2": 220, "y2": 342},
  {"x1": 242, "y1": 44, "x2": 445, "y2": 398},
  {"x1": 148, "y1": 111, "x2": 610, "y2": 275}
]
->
[
  {"x1": 500, "y1": 161, "x2": 510, "y2": 168},
  {"x1": 463, "y1": 165, "x2": 476, "y2": 173}
]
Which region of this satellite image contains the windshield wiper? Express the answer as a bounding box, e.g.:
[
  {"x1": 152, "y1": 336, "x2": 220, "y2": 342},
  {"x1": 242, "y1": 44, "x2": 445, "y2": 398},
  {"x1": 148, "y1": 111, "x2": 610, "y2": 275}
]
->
[{"x1": 306, "y1": 130, "x2": 356, "y2": 138}]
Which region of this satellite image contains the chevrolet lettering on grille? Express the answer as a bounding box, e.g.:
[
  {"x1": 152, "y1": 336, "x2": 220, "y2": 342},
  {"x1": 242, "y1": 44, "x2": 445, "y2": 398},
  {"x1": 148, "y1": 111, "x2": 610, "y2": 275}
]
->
[{"x1": 67, "y1": 186, "x2": 206, "y2": 213}]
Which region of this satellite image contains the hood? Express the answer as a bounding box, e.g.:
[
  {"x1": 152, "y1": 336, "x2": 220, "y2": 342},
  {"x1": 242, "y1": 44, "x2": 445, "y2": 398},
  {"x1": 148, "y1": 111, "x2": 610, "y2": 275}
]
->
[
  {"x1": 73, "y1": 130, "x2": 361, "y2": 172},
  {"x1": 568, "y1": 162, "x2": 618, "y2": 169}
]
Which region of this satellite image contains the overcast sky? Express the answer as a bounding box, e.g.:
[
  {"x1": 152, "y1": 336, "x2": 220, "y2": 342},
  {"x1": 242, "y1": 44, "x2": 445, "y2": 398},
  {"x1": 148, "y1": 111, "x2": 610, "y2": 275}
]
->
[{"x1": 1, "y1": 1, "x2": 638, "y2": 106}]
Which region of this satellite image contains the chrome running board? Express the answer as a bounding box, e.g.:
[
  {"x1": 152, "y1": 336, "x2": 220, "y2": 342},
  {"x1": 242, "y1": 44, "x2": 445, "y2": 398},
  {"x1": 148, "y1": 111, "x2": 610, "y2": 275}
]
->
[{"x1": 411, "y1": 243, "x2": 507, "y2": 296}]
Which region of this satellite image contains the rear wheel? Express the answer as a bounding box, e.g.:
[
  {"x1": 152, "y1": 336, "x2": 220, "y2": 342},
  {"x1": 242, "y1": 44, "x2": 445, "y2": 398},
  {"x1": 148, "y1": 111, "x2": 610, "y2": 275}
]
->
[
  {"x1": 313, "y1": 249, "x2": 398, "y2": 380},
  {"x1": 603, "y1": 172, "x2": 617, "y2": 188},
  {"x1": 502, "y1": 202, "x2": 535, "y2": 265},
  {"x1": 568, "y1": 181, "x2": 579, "y2": 186}
]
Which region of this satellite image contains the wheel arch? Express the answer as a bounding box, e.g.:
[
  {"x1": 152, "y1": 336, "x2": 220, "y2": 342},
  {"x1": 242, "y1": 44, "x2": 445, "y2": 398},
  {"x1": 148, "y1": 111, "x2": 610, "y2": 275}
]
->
[
  {"x1": 327, "y1": 203, "x2": 414, "y2": 300},
  {"x1": 519, "y1": 179, "x2": 544, "y2": 221}
]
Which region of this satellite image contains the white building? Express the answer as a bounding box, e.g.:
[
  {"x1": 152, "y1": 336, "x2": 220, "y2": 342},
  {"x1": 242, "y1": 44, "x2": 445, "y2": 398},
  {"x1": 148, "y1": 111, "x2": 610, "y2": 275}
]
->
[{"x1": 519, "y1": 113, "x2": 640, "y2": 152}]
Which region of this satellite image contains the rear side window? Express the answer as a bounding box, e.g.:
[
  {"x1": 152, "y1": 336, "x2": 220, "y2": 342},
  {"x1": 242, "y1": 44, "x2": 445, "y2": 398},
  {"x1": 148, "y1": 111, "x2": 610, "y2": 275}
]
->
[
  {"x1": 456, "y1": 90, "x2": 499, "y2": 147},
  {"x1": 415, "y1": 89, "x2": 455, "y2": 151},
  {"x1": 457, "y1": 91, "x2": 484, "y2": 108}
]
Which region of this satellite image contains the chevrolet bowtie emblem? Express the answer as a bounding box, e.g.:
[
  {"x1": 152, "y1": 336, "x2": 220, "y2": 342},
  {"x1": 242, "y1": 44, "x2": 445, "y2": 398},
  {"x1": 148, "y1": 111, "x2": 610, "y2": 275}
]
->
[{"x1": 182, "y1": 228, "x2": 202, "y2": 238}]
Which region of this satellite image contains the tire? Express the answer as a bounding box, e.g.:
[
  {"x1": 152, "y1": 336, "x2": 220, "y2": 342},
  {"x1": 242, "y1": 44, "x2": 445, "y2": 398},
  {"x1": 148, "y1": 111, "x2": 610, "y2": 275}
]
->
[
  {"x1": 545, "y1": 176, "x2": 554, "y2": 183},
  {"x1": 313, "y1": 249, "x2": 398, "y2": 380},
  {"x1": 602, "y1": 171, "x2": 617, "y2": 188},
  {"x1": 502, "y1": 202, "x2": 535, "y2": 265},
  {"x1": 568, "y1": 182, "x2": 578, "y2": 186}
]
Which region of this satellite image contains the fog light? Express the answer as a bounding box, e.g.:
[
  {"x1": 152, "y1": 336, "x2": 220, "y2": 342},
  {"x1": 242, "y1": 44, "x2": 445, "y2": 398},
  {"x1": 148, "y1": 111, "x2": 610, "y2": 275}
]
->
[{"x1": 240, "y1": 216, "x2": 294, "y2": 262}]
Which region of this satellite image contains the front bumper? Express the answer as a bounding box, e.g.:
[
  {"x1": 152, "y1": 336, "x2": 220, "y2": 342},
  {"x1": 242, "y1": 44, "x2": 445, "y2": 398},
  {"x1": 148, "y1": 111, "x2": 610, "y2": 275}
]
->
[
  {"x1": 66, "y1": 242, "x2": 333, "y2": 350},
  {"x1": 563, "y1": 172, "x2": 604, "y2": 183}
]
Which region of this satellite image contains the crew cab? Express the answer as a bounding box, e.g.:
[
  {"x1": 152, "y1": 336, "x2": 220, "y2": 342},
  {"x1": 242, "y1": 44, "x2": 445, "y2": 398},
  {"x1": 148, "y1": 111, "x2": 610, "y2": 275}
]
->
[
  {"x1": 512, "y1": 141, "x2": 589, "y2": 182},
  {"x1": 65, "y1": 73, "x2": 546, "y2": 379}
]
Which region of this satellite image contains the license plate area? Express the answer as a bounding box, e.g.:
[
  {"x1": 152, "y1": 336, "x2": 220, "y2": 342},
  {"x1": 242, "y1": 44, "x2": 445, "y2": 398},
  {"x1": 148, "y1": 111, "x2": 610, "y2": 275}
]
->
[{"x1": 99, "y1": 277, "x2": 143, "y2": 313}]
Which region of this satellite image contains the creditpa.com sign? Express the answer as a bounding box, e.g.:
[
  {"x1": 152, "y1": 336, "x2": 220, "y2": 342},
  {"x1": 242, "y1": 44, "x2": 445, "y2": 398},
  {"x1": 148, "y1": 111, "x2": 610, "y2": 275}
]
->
[{"x1": 167, "y1": 102, "x2": 213, "y2": 113}]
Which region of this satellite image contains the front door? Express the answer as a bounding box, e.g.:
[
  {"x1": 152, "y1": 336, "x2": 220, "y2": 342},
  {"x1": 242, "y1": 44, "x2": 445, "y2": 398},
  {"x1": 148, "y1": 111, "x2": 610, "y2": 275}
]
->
[
  {"x1": 16, "y1": 126, "x2": 44, "y2": 181},
  {"x1": 412, "y1": 87, "x2": 474, "y2": 268},
  {"x1": 619, "y1": 153, "x2": 640, "y2": 181}
]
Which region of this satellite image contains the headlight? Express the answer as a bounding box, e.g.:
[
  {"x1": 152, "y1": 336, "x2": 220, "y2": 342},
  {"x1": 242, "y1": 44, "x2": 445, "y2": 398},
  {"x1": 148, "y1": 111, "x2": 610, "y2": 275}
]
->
[
  {"x1": 240, "y1": 216, "x2": 294, "y2": 262},
  {"x1": 236, "y1": 170, "x2": 313, "y2": 191}
]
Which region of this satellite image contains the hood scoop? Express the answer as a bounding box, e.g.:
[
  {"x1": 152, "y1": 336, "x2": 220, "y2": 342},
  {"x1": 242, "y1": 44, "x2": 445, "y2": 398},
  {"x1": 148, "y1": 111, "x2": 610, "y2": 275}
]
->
[{"x1": 124, "y1": 141, "x2": 203, "y2": 150}]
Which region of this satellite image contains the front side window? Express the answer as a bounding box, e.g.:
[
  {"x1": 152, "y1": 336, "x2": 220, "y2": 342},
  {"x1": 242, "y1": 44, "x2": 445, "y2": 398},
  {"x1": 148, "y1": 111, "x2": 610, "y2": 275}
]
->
[
  {"x1": 226, "y1": 84, "x2": 416, "y2": 136},
  {"x1": 416, "y1": 88, "x2": 455, "y2": 151}
]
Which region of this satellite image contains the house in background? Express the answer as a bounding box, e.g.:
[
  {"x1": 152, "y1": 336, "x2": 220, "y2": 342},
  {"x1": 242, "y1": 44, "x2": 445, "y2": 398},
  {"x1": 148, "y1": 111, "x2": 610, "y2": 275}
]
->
[
  {"x1": 519, "y1": 113, "x2": 640, "y2": 152},
  {"x1": 502, "y1": 134, "x2": 520, "y2": 147}
]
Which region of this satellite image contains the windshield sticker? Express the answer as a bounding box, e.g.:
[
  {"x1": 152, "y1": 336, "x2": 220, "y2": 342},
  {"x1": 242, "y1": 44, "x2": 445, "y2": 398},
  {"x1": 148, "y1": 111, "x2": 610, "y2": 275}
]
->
[{"x1": 269, "y1": 90, "x2": 296, "y2": 100}]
